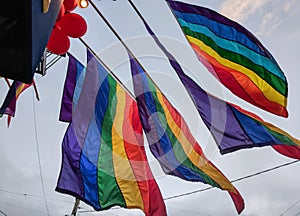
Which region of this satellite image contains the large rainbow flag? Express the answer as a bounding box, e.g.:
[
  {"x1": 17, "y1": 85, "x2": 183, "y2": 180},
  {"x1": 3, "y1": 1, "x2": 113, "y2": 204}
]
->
[
  {"x1": 129, "y1": 53, "x2": 244, "y2": 214},
  {"x1": 136, "y1": 12, "x2": 300, "y2": 160},
  {"x1": 167, "y1": 0, "x2": 288, "y2": 117},
  {"x1": 56, "y1": 51, "x2": 166, "y2": 216}
]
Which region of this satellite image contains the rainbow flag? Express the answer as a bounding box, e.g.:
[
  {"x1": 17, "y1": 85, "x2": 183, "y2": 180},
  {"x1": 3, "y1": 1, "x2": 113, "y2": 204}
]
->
[
  {"x1": 167, "y1": 0, "x2": 288, "y2": 117},
  {"x1": 130, "y1": 54, "x2": 244, "y2": 214},
  {"x1": 56, "y1": 51, "x2": 166, "y2": 216},
  {"x1": 177, "y1": 72, "x2": 300, "y2": 158},
  {"x1": 59, "y1": 53, "x2": 86, "y2": 122},
  {"x1": 138, "y1": 15, "x2": 300, "y2": 160},
  {"x1": 0, "y1": 80, "x2": 32, "y2": 126}
]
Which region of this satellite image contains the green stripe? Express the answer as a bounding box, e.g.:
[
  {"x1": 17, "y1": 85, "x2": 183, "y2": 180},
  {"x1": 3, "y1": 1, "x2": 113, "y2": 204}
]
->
[
  {"x1": 249, "y1": 117, "x2": 295, "y2": 146},
  {"x1": 182, "y1": 26, "x2": 287, "y2": 97},
  {"x1": 98, "y1": 76, "x2": 126, "y2": 208},
  {"x1": 147, "y1": 78, "x2": 220, "y2": 188}
]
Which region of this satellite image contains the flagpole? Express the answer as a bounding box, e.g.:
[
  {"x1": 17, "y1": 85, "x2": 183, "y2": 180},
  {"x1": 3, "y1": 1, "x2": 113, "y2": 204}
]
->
[
  {"x1": 163, "y1": 0, "x2": 201, "y2": 55},
  {"x1": 87, "y1": 0, "x2": 167, "y2": 97},
  {"x1": 71, "y1": 198, "x2": 80, "y2": 216},
  {"x1": 78, "y1": 37, "x2": 136, "y2": 99}
]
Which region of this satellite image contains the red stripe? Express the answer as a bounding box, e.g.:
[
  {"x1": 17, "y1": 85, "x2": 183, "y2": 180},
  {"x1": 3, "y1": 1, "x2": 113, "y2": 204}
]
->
[
  {"x1": 161, "y1": 92, "x2": 244, "y2": 213},
  {"x1": 191, "y1": 43, "x2": 288, "y2": 117},
  {"x1": 123, "y1": 95, "x2": 166, "y2": 216},
  {"x1": 272, "y1": 145, "x2": 300, "y2": 160}
]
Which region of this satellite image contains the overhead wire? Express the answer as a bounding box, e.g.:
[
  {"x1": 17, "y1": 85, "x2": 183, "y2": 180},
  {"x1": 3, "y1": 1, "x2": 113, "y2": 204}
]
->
[
  {"x1": 164, "y1": 160, "x2": 300, "y2": 200},
  {"x1": 280, "y1": 198, "x2": 300, "y2": 215},
  {"x1": 32, "y1": 90, "x2": 50, "y2": 216},
  {"x1": 0, "y1": 209, "x2": 7, "y2": 216},
  {"x1": 0, "y1": 189, "x2": 73, "y2": 204},
  {"x1": 0, "y1": 200, "x2": 48, "y2": 215}
]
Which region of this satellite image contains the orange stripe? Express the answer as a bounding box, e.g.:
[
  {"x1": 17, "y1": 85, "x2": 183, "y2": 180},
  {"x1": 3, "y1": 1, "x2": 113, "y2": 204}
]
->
[
  {"x1": 112, "y1": 85, "x2": 144, "y2": 210},
  {"x1": 156, "y1": 89, "x2": 237, "y2": 193},
  {"x1": 188, "y1": 36, "x2": 286, "y2": 106},
  {"x1": 122, "y1": 94, "x2": 149, "y2": 214},
  {"x1": 191, "y1": 43, "x2": 288, "y2": 117}
]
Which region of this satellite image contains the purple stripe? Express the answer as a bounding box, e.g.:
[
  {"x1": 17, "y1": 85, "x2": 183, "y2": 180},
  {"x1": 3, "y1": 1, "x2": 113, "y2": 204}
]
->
[
  {"x1": 170, "y1": 59, "x2": 254, "y2": 152},
  {"x1": 72, "y1": 55, "x2": 101, "y2": 148},
  {"x1": 56, "y1": 124, "x2": 84, "y2": 197},
  {"x1": 59, "y1": 54, "x2": 78, "y2": 122},
  {"x1": 0, "y1": 81, "x2": 17, "y2": 116}
]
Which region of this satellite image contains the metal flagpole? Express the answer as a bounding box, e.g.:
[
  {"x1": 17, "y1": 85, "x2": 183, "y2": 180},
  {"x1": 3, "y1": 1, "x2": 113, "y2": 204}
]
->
[
  {"x1": 71, "y1": 198, "x2": 80, "y2": 216},
  {"x1": 78, "y1": 37, "x2": 135, "y2": 99},
  {"x1": 87, "y1": 0, "x2": 169, "y2": 97}
]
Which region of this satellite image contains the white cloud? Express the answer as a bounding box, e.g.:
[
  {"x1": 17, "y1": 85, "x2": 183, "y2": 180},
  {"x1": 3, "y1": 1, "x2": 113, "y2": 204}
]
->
[
  {"x1": 219, "y1": 0, "x2": 270, "y2": 22},
  {"x1": 219, "y1": 0, "x2": 299, "y2": 36}
]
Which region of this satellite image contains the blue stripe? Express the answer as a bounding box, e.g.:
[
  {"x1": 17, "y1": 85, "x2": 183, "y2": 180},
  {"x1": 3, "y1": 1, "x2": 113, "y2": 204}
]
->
[
  {"x1": 80, "y1": 118, "x2": 100, "y2": 209},
  {"x1": 231, "y1": 107, "x2": 281, "y2": 145},
  {"x1": 173, "y1": 10, "x2": 265, "y2": 56},
  {"x1": 80, "y1": 71, "x2": 110, "y2": 208},
  {"x1": 132, "y1": 58, "x2": 207, "y2": 182},
  {"x1": 73, "y1": 68, "x2": 86, "y2": 112},
  {"x1": 75, "y1": 61, "x2": 85, "y2": 82},
  {"x1": 177, "y1": 18, "x2": 286, "y2": 81}
]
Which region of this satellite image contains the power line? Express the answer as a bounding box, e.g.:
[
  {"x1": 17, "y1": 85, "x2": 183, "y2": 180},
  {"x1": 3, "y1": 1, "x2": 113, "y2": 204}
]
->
[
  {"x1": 32, "y1": 91, "x2": 50, "y2": 216},
  {"x1": 0, "y1": 189, "x2": 73, "y2": 204},
  {"x1": 280, "y1": 198, "x2": 300, "y2": 215},
  {"x1": 0, "y1": 209, "x2": 7, "y2": 216},
  {"x1": 0, "y1": 200, "x2": 48, "y2": 215},
  {"x1": 164, "y1": 160, "x2": 300, "y2": 200}
]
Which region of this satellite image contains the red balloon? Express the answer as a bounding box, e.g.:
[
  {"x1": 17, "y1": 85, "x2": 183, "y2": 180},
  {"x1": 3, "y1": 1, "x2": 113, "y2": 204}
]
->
[
  {"x1": 63, "y1": 0, "x2": 78, "y2": 12},
  {"x1": 47, "y1": 27, "x2": 70, "y2": 55},
  {"x1": 58, "y1": 13, "x2": 87, "y2": 38},
  {"x1": 56, "y1": 4, "x2": 65, "y2": 22}
]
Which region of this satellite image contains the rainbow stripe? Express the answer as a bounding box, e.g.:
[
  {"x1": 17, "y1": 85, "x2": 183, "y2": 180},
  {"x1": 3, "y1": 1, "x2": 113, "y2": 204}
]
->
[
  {"x1": 179, "y1": 70, "x2": 300, "y2": 158},
  {"x1": 0, "y1": 81, "x2": 32, "y2": 126},
  {"x1": 167, "y1": 0, "x2": 288, "y2": 117},
  {"x1": 130, "y1": 54, "x2": 244, "y2": 214},
  {"x1": 138, "y1": 14, "x2": 300, "y2": 162},
  {"x1": 56, "y1": 51, "x2": 166, "y2": 216}
]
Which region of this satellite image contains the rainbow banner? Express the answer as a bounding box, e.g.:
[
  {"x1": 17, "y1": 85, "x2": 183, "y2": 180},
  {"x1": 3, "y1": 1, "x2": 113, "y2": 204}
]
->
[
  {"x1": 0, "y1": 80, "x2": 32, "y2": 126},
  {"x1": 130, "y1": 54, "x2": 244, "y2": 214},
  {"x1": 177, "y1": 72, "x2": 300, "y2": 158},
  {"x1": 56, "y1": 51, "x2": 166, "y2": 216},
  {"x1": 167, "y1": 0, "x2": 288, "y2": 117},
  {"x1": 138, "y1": 14, "x2": 300, "y2": 160}
]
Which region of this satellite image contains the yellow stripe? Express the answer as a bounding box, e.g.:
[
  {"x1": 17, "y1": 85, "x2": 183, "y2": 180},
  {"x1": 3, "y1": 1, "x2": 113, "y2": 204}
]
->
[
  {"x1": 155, "y1": 89, "x2": 236, "y2": 192},
  {"x1": 112, "y1": 85, "x2": 144, "y2": 209},
  {"x1": 187, "y1": 35, "x2": 287, "y2": 107},
  {"x1": 16, "y1": 83, "x2": 26, "y2": 99}
]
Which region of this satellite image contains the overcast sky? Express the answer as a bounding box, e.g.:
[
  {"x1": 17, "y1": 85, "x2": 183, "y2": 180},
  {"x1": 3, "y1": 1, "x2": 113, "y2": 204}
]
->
[{"x1": 1, "y1": 0, "x2": 300, "y2": 215}]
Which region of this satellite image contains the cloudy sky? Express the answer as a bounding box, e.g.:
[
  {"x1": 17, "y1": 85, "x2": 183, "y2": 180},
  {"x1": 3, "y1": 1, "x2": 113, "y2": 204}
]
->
[{"x1": 1, "y1": 0, "x2": 300, "y2": 215}]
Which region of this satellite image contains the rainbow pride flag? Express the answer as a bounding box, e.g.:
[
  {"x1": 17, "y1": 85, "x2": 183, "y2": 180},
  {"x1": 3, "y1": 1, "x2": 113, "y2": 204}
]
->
[
  {"x1": 130, "y1": 54, "x2": 244, "y2": 214},
  {"x1": 138, "y1": 14, "x2": 300, "y2": 160},
  {"x1": 56, "y1": 51, "x2": 166, "y2": 216},
  {"x1": 176, "y1": 72, "x2": 300, "y2": 158},
  {"x1": 167, "y1": 0, "x2": 288, "y2": 117},
  {"x1": 0, "y1": 80, "x2": 33, "y2": 126}
]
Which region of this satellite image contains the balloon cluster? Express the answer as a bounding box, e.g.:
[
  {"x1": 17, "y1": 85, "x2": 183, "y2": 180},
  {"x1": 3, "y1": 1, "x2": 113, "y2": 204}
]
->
[{"x1": 47, "y1": 0, "x2": 87, "y2": 55}]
